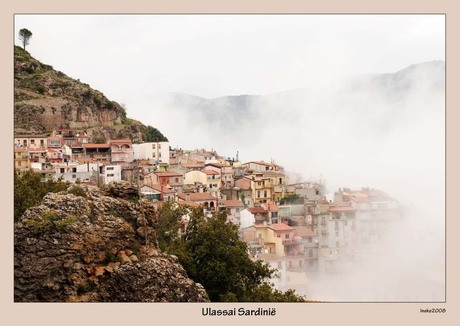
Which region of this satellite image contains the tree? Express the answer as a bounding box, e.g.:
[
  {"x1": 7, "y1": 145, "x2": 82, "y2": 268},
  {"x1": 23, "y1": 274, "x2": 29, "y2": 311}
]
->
[
  {"x1": 14, "y1": 169, "x2": 69, "y2": 221},
  {"x1": 18, "y1": 28, "x2": 33, "y2": 51},
  {"x1": 157, "y1": 203, "x2": 305, "y2": 302}
]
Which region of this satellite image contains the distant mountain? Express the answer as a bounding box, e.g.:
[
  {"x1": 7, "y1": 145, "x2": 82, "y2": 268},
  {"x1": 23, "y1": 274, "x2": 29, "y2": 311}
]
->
[
  {"x1": 14, "y1": 46, "x2": 167, "y2": 142},
  {"x1": 148, "y1": 61, "x2": 444, "y2": 142}
]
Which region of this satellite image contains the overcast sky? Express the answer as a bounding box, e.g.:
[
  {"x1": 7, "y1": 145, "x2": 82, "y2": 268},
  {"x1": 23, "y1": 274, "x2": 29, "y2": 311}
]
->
[
  {"x1": 14, "y1": 15, "x2": 444, "y2": 99},
  {"x1": 14, "y1": 14, "x2": 446, "y2": 301}
]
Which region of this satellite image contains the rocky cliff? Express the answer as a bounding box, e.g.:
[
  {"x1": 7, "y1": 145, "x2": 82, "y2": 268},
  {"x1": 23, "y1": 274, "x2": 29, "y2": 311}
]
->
[
  {"x1": 14, "y1": 181, "x2": 209, "y2": 302},
  {"x1": 14, "y1": 46, "x2": 167, "y2": 143}
]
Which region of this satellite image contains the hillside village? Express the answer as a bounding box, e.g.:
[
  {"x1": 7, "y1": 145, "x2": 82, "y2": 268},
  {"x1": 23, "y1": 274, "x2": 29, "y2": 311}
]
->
[{"x1": 14, "y1": 131, "x2": 401, "y2": 293}]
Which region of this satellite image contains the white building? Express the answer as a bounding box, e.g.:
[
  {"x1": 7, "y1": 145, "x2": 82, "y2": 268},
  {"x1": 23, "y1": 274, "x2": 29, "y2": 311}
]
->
[
  {"x1": 133, "y1": 142, "x2": 170, "y2": 164},
  {"x1": 100, "y1": 164, "x2": 122, "y2": 184},
  {"x1": 239, "y1": 208, "x2": 256, "y2": 230}
]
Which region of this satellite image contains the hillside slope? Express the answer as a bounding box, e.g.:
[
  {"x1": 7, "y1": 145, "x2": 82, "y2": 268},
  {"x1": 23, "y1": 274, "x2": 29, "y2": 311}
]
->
[{"x1": 14, "y1": 46, "x2": 167, "y2": 142}]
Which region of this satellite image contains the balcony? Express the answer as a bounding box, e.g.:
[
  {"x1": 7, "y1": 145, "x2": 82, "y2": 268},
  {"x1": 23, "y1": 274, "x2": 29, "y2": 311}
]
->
[{"x1": 282, "y1": 238, "x2": 301, "y2": 245}]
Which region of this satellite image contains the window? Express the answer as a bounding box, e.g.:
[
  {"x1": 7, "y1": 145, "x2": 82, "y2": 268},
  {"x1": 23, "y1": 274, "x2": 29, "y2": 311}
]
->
[
  {"x1": 264, "y1": 190, "x2": 267, "y2": 198},
  {"x1": 309, "y1": 249, "x2": 313, "y2": 257},
  {"x1": 279, "y1": 178, "x2": 282, "y2": 184},
  {"x1": 107, "y1": 173, "x2": 115, "y2": 177},
  {"x1": 152, "y1": 144, "x2": 156, "y2": 149},
  {"x1": 40, "y1": 140, "x2": 44, "y2": 147},
  {"x1": 107, "y1": 167, "x2": 114, "y2": 171},
  {"x1": 72, "y1": 174, "x2": 76, "y2": 179},
  {"x1": 257, "y1": 191, "x2": 261, "y2": 198},
  {"x1": 308, "y1": 237, "x2": 312, "y2": 243},
  {"x1": 175, "y1": 177, "x2": 179, "y2": 183},
  {"x1": 285, "y1": 234, "x2": 290, "y2": 239}
]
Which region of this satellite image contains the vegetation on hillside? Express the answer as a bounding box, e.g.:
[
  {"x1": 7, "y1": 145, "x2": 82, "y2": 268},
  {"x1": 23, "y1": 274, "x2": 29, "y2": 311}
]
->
[
  {"x1": 157, "y1": 201, "x2": 305, "y2": 302},
  {"x1": 14, "y1": 169, "x2": 69, "y2": 221}
]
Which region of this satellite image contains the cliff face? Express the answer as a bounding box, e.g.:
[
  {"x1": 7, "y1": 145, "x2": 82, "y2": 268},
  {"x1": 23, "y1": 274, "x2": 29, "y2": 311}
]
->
[
  {"x1": 14, "y1": 182, "x2": 208, "y2": 302},
  {"x1": 14, "y1": 46, "x2": 167, "y2": 142}
]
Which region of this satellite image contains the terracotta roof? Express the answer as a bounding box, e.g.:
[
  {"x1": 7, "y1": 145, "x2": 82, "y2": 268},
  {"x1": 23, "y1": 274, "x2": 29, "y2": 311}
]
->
[
  {"x1": 83, "y1": 143, "x2": 110, "y2": 149},
  {"x1": 266, "y1": 223, "x2": 294, "y2": 232},
  {"x1": 222, "y1": 200, "x2": 245, "y2": 207},
  {"x1": 262, "y1": 202, "x2": 279, "y2": 212},
  {"x1": 76, "y1": 157, "x2": 95, "y2": 163},
  {"x1": 248, "y1": 207, "x2": 266, "y2": 214},
  {"x1": 147, "y1": 184, "x2": 175, "y2": 194},
  {"x1": 202, "y1": 169, "x2": 220, "y2": 175},
  {"x1": 294, "y1": 226, "x2": 315, "y2": 237},
  {"x1": 177, "y1": 192, "x2": 216, "y2": 201}
]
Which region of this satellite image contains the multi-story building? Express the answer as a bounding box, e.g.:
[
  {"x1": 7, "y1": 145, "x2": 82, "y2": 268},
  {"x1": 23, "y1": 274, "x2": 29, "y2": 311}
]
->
[
  {"x1": 110, "y1": 139, "x2": 134, "y2": 165},
  {"x1": 144, "y1": 171, "x2": 184, "y2": 193},
  {"x1": 83, "y1": 143, "x2": 111, "y2": 162},
  {"x1": 132, "y1": 141, "x2": 170, "y2": 164},
  {"x1": 204, "y1": 163, "x2": 234, "y2": 189},
  {"x1": 14, "y1": 134, "x2": 48, "y2": 149},
  {"x1": 183, "y1": 169, "x2": 221, "y2": 193},
  {"x1": 242, "y1": 161, "x2": 282, "y2": 173}
]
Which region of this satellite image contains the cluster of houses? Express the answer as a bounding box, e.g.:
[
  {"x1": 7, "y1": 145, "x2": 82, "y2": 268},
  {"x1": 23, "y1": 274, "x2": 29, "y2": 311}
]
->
[{"x1": 14, "y1": 129, "x2": 400, "y2": 291}]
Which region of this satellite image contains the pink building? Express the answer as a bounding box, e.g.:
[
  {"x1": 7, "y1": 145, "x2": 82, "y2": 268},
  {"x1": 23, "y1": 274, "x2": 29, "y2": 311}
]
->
[{"x1": 110, "y1": 139, "x2": 133, "y2": 165}]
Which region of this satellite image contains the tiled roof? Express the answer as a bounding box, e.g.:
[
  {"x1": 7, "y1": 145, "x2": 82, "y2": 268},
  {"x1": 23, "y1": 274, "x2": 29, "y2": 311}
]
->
[
  {"x1": 262, "y1": 202, "x2": 279, "y2": 212},
  {"x1": 248, "y1": 207, "x2": 266, "y2": 214},
  {"x1": 83, "y1": 143, "x2": 110, "y2": 149},
  {"x1": 294, "y1": 226, "x2": 315, "y2": 237},
  {"x1": 202, "y1": 169, "x2": 220, "y2": 175},
  {"x1": 147, "y1": 184, "x2": 176, "y2": 194},
  {"x1": 177, "y1": 192, "x2": 216, "y2": 201},
  {"x1": 266, "y1": 223, "x2": 294, "y2": 232},
  {"x1": 222, "y1": 200, "x2": 245, "y2": 207}
]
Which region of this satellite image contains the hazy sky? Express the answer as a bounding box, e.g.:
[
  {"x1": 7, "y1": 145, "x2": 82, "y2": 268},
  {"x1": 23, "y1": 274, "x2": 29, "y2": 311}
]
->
[
  {"x1": 13, "y1": 14, "x2": 446, "y2": 301},
  {"x1": 14, "y1": 15, "x2": 444, "y2": 99}
]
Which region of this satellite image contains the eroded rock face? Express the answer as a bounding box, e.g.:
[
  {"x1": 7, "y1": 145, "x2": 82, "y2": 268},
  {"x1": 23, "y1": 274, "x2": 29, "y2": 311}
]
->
[{"x1": 14, "y1": 182, "x2": 209, "y2": 302}]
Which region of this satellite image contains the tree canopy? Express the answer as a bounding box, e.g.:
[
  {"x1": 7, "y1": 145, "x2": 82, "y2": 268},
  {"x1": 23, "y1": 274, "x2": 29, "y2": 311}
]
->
[
  {"x1": 157, "y1": 202, "x2": 305, "y2": 302},
  {"x1": 18, "y1": 28, "x2": 33, "y2": 51},
  {"x1": 14, "y1": 169, "x2": 69, "y2": 221}
]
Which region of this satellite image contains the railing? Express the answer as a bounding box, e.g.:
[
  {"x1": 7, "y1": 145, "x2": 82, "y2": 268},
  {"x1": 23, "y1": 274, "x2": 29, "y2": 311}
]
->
[{"x1": 282, "y1": 238, "x2": 301, "y2": 245}]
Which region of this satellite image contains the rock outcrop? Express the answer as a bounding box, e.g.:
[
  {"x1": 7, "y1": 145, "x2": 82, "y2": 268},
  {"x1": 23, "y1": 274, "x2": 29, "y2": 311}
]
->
[
  {"x1": 14, "y1": 46, "x2": 167, "y2": 143},
  {"x1": 14, "y1": 182, "x2": 209, "y2": 302}
]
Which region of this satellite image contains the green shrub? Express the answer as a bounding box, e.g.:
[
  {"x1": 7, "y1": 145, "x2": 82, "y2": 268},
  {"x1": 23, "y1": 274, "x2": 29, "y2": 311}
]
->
[{"x1": 67, "y1": 185, "x2": 87, "y2": 197}]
